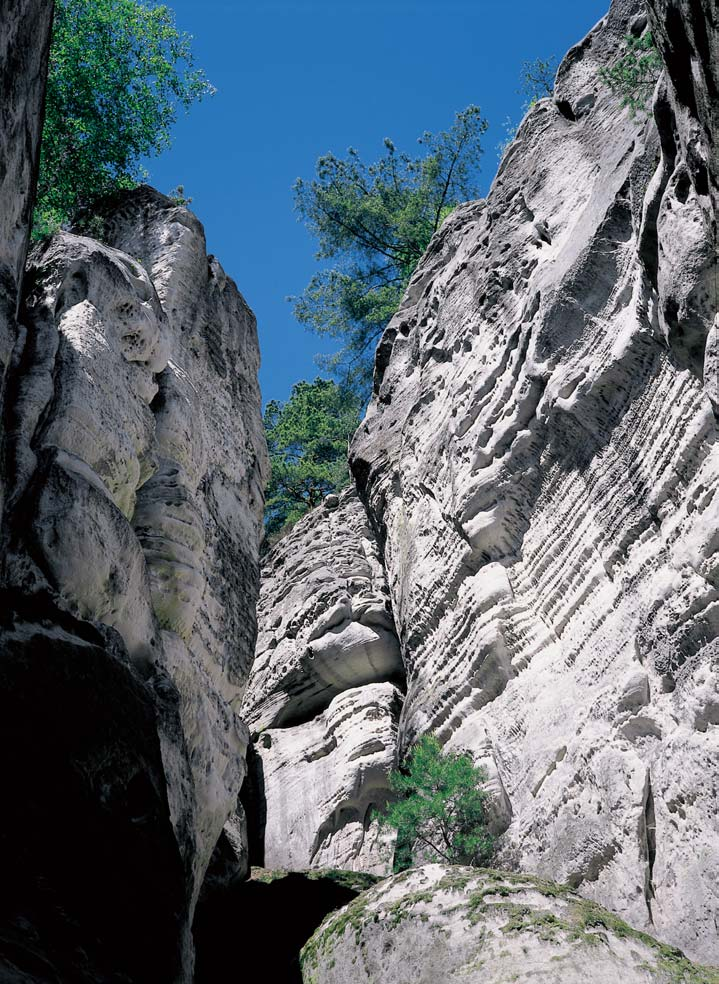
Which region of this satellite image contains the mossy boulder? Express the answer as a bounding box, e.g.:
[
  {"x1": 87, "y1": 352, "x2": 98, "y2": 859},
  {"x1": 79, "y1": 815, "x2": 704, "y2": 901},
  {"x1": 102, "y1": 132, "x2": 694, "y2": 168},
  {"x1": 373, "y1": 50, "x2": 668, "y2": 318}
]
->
[{"x1": 301, "y1": 865, "x2": 719, "y2": 983}]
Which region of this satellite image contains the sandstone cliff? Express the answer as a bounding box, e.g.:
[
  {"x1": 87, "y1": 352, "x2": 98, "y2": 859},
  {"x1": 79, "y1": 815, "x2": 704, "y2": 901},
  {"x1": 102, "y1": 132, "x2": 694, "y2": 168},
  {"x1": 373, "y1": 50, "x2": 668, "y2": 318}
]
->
[
  {"x1": 1, "y1": 162, "x2": 267, "y2": 984},
  {"x1": 350, "y1": 0, "x2": 719, "y2": 962},
  {"x1": 243, "y1": 488, "x2": 404, "y2": 874},
  {"x1": 3, "y1": 0, "x2": 719, "y2": 978},
  {"x1": 0, "y1": 0, "x2": 54, "y2": 515},
  {"x1": 247, "y1": 0, "x2": 719, "y2": 967}
]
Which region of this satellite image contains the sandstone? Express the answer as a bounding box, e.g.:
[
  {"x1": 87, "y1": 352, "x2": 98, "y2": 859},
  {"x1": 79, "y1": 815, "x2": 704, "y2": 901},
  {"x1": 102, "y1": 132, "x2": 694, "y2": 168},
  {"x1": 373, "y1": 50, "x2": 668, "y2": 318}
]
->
[
  {"x1": 0, "y1": 0, "x2": 54, "y2": 514},
  {"x1": 0, "y1": 188, "x2": 267, "y2": 980},
  {"x1": 346, "y1": 0, "x2": 719, "y2": 963},
  {"x1": 301, "y1": 865, "x2": 719, "y2": 984},
  {"x1": 243, "y1": 488, "x2": 404, "y2": 874},
  {"x1": 252, "y1": 682, "x2": 402, "y2": 874}
]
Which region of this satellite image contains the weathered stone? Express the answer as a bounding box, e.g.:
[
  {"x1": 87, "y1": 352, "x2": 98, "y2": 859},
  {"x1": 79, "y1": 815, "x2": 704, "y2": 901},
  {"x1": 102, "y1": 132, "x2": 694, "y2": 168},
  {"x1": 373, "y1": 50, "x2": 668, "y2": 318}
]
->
[
  {"x1": 243, "y1": 487, "x2": 404, "y2": 874},
  {"x1": 0, "y1": 0, "x2": 54, "y2": 513},
  {"x1": 253, "y1": 683, "x2": 402, "y2": 874},
  {"x1": 0, "y1": 190, "x2": 267, "y2": 980},
  {"x1": 646, "y1": 0, "x2": 719, "y2": 225},
  {"x1": 246, "y1": 488, "x2": 403, "y2": 730},
  {"x1": 301, "y1": 865, "x2": 719, "y2": 984},
  {"x1": 346, "y1": 0, "x2": 719, "y2": 964}
]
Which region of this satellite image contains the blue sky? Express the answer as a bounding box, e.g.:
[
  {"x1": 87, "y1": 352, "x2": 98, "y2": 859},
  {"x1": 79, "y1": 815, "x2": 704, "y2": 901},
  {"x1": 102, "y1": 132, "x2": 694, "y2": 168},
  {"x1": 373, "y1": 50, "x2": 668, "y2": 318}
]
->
[{"x1": 146, "y1": 0, "x2": 609, "y2": 407}]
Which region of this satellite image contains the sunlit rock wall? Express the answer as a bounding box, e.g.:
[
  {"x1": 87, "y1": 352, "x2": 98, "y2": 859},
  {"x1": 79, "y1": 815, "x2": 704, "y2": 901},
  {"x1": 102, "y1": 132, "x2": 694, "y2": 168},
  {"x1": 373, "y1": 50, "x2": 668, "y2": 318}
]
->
[
  {"x1": 349, "y1": 0, "x2": 719, "y2": 964},
  {"x1": 0, "y1": 187, "x2": 267, "y2": 981},
  {"x1": 243, "y1": 488, "x2": 404, "y2": 875}
]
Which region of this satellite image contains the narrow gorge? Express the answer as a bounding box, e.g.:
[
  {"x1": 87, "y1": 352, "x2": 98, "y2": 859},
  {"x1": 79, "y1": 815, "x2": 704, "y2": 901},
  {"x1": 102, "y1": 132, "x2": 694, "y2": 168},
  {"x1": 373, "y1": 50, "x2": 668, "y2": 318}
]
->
[{"x1": 1, "y1": 0, "x2": 718, "y2": 981}]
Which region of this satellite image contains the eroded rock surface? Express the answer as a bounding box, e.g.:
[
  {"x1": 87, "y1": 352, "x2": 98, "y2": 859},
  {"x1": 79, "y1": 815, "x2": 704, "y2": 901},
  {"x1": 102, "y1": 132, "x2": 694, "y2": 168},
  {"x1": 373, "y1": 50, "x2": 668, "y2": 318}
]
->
[
  {"x1": 346, "y1": 0, "x2": 719, "y2": 964},
  {"x1": 301, "y1": 865, "x2": 719, "y2": 984},
  {"x1": 243, "y1": 489, "x2": 404, "y2": 874},
  {"x1": 0, "y1": 0, "x2": 54, "y2": 511},
  {"x1": 0, "y1": 188, "x2": 267, "y2": 981}
]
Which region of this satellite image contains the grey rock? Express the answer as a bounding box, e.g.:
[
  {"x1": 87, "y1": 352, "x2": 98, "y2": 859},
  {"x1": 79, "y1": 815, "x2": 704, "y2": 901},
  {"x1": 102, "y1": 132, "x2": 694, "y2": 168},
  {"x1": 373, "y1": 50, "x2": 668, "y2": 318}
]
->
[
  {"x1": 0, "y1": 0, "x2": 54, "y2": 513},
  {"x1": 253, "y1": 683, "x2": 403, "y2": 874},
  {"x1": 646, "y1": 0, "x2": 719, "y2": 225},
  {"x1": 245, "y1": 488, "x2": 403, "y2": 732},
  {"x1": 0, "y1": 190, "x2": 267, "y2": 980},
  {"x1": 346, "y1": 0, "x2": 719, "y2": 964},
  {"x1": 243, "y1": 487, "x2": 404, "y2": 874},
  {"x1": 301, "y1": 865, "x2": 719, "y2": 983}
]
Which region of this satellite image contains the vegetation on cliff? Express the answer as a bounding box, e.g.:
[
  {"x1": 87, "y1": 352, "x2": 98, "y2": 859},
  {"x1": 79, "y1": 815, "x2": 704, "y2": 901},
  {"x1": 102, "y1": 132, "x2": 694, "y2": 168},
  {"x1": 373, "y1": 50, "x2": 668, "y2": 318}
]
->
[
  {"x1": 263, "y1": 378, "x2": 362, "y2": 541},
  {"x1": 381, "y1": 734, "x2": 495, "y2": 872},
  {"x1": 35, "y1": 0, "x2": 213, "y2": 236},
  {"x1": 292, "y1": 106, "x2": 488, "y2": 397}
]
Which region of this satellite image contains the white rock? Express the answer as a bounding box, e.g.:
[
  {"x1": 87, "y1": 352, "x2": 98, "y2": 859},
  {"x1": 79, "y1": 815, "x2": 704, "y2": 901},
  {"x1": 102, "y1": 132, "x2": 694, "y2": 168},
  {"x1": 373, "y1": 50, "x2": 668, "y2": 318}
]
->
[
  {"x1": 245, "y1": 487, "x2": 403, "y2": 732},
  {"x1": 301, "y1": 865, "x2": 718, "y2": 983},
  {"x1": 349, "y1": 0, "x2": 719, "y2": 963},
  {"x1": 243, "y1": 488, "x2": 404, "y2": 873},
  {"x1": 255, "y1": 683, "x2": 402, "y2": 875},
  {"x1": 1, "y1": 188, "x2": 268, "y2": 978}
]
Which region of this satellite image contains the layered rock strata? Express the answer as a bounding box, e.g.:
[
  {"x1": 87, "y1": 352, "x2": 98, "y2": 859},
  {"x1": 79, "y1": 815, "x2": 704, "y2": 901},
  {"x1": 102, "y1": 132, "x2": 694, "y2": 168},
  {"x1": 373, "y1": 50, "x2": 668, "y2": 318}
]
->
[
  {"x1": 301, "y1": 865, "x2": 719, "y2": 984},
  {"x1": 344, "y1": 0, "x2": 719, "y2": 964},
  {"x1": 0, "y1": 188, "x2": 267, "y2": 981},
  {"x1": 243, "y1": 489, "x2": 404, "y2": 874}
]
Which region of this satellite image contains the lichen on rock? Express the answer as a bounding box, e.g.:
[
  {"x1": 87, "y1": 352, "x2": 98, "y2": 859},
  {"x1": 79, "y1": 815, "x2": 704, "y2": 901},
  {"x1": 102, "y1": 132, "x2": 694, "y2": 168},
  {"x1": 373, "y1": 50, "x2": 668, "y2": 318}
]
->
[{"x1": 301, "y1": 865, "x2": 719, "y2": 983}]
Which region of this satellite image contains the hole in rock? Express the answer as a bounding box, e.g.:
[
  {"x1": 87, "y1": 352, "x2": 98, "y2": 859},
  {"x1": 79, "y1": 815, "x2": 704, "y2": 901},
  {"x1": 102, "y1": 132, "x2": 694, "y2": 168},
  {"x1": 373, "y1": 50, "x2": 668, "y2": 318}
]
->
[{"x1": 555, "y1": 99, "x2": 576, "y2": 122}]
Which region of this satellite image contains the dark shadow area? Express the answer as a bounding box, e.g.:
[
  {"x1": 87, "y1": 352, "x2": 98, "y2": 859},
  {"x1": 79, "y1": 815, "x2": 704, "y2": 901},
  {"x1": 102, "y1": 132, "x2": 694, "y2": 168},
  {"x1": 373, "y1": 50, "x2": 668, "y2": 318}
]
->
[
  {"x1": 240, "y1": 743, "x2": 267, "y2": 867},
  {"x1": 0, "y1": 592, "x2": 188, "y2": 984},
  {"x1": 194, "y1": 870, "x2": 374, "y2": 984}
]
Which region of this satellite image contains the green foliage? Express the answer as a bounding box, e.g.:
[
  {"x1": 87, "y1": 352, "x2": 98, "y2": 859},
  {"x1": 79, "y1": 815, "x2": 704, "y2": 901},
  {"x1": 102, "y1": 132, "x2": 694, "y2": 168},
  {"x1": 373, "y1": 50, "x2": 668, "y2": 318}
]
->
[
  {"x1": 293, "y1": 106, "x2": 487, "y2": 396},
  {"x1": 263, "y1": 378, "x2": 362, "y2": 540},
  {"x1": 519, "y1": 56, "x2": 558, "y2": 104},
  {"x1": 34, "y1": 0, "x2": 214, "y2": 235},
  {"x1": 496, "y1": 55, "x2": 556, "y2": 161},
  {"x1": 167, "y1": 184, "x2": 192, "y2": 205},
  {"x1": 599, "y1": 33, "x2": 662, "y2": 114},
  {"x1": 381, "y1": 734, "x2": 495, "y2": 872}
]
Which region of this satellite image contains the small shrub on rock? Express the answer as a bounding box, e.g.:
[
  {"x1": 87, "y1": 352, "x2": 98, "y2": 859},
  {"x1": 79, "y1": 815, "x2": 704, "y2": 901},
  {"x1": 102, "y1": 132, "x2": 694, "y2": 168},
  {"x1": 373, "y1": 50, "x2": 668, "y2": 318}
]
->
[
  {"x1": 599, "y1": 33, "x2": 662, "y2": 114},
  {"x1": 381, "y1": 733, "x2": 495, "y2": 872}
]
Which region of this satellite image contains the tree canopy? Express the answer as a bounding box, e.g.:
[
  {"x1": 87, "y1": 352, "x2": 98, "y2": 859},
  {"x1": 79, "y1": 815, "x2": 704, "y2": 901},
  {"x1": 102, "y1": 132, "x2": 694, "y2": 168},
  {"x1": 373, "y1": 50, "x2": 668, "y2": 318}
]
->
[
  {"x1": 519, "y1": 56, "x2": 558, "y2": 104},
  {"x1": 381, "y1": 734, "x2": 495, "y2": 873},
  {"x1": 598, "y1": 32, "x2": 661, "y2": 114},
  {"x1": 292, "y1": 106, "x2": 488, "y2": 396},
  {"x1": 35, "y1": 0, "x2": 214, "y2": 236},
  {"x1": 263, "y1": 378, "x2": 362, "y2": 541}
]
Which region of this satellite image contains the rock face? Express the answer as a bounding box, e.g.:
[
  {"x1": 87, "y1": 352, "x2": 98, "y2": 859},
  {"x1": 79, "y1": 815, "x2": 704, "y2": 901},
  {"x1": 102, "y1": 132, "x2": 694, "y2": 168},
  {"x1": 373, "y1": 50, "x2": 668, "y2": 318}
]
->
[
  {"x1": 301, "y1": 865, "x2": 719, "y2": 984},
  {"x1": 646, "y1": 0, "x2": 719, "y2": 229},
  {"x1": 339, "y1": 0, "x2": 719, "y2": 965},
  {"x1": 0, "y1": 0, "x2": 54, "y2": 510},
  {"x1": 243, "y1": 488, "x2": 404, "y2": 874},
  {"x1": 0, "y1": 188, "x2": 267, "y2": 981}
]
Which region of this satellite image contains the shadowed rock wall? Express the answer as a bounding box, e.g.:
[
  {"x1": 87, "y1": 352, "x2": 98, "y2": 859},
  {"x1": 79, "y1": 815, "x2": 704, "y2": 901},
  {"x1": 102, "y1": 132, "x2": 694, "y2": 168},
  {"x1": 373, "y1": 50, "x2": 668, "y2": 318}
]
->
[
  {"x1": 0, "y1": 0, "x2": 54, "y2": 512},
  {"x1": 0, "y1": 186, "x2": 267, "y2": 981}
]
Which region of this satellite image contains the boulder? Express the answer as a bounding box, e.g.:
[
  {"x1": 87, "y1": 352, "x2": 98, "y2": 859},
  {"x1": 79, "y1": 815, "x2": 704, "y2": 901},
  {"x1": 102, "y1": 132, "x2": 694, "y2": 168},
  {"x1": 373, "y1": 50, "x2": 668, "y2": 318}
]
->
[{"x1": 301, "y1": 865, "x2": 719, "y2": 984}]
